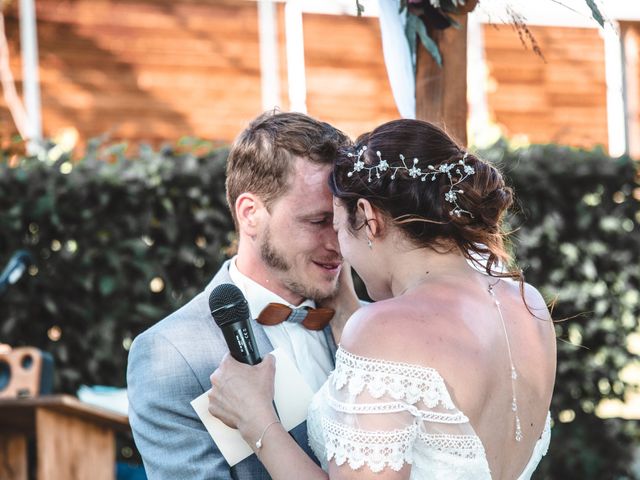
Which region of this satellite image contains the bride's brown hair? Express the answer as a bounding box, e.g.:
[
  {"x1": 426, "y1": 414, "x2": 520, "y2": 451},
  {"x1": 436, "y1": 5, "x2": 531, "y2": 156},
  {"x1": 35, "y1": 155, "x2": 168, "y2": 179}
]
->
[{"x1": 329, "y1": 119, "x2": 519, "y2": 281}]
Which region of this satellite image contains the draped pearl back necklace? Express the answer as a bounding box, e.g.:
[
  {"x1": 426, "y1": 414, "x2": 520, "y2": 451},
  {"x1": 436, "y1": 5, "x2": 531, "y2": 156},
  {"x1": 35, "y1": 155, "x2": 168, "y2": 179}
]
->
[{"x1": 488, "y1": 281, "x2": 523, "y2": 442}]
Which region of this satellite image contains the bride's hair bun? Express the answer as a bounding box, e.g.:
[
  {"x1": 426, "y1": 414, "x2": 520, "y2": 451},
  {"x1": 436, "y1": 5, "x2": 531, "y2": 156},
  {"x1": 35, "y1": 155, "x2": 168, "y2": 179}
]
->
[
  {"x1": 329, "y1": 119, "x2": 515, "y2": 272},
  {"x1": 447, "y1": 152, "x2": 514, "y2": 230}
]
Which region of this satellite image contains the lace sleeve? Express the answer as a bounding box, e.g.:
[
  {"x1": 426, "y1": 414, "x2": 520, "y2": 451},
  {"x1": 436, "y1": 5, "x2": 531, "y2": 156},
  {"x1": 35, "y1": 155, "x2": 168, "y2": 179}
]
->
[{"x1": 317, "y1": 348, "x2": 486, "y2": 476}]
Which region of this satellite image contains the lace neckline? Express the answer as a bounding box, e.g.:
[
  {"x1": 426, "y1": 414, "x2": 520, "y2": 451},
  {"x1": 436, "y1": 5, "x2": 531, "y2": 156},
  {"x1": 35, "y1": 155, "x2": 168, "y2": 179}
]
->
[
  {"x1": 336, "y1": 346, "x2": 440, "y2": 375},
  {"x1": 332, "y1": 347, "x2": 458, "y2": 410}
]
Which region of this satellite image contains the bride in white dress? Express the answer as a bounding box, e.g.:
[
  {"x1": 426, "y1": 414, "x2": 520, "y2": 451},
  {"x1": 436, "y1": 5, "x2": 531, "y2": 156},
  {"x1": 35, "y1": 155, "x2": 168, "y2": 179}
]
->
[{"x1": 209, "y1": 119, "x2": 556, "y2": 480}]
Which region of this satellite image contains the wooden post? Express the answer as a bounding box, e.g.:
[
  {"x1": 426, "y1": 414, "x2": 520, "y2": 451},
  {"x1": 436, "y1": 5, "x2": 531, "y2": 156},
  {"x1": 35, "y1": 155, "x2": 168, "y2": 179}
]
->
[
  {"x1": 620, "y1": 22, "x2": 640, "y2": 159},
  {"x1": 415, "y1": 14, "x2": 471, "y2": 146}
]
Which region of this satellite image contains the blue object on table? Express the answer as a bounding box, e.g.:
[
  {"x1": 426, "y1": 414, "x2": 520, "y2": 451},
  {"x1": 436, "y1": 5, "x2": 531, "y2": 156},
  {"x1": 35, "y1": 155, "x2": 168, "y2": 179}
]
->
[{"x1": 77, "y1": 384, "x2": 128, "y2": 415}]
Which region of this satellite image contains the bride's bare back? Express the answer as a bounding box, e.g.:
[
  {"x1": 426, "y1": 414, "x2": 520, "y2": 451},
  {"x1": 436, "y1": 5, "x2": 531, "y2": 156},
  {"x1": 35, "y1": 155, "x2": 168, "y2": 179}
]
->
[{"x1": 340, "y1": 271, "x2": 556, "y2": 480}]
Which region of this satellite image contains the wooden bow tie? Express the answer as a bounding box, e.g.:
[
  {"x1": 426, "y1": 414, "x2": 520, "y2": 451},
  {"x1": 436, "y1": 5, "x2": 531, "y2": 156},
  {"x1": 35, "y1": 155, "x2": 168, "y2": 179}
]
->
[{"x1": 256, "y1": 303, "x2": 334, "y2": 331}]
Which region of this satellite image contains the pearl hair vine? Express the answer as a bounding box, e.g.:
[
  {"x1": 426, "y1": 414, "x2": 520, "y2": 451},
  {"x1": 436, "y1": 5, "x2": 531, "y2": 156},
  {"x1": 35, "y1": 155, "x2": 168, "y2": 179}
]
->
[{"x1": 346, "y1": 145, "x2": 476, "y2": 217}]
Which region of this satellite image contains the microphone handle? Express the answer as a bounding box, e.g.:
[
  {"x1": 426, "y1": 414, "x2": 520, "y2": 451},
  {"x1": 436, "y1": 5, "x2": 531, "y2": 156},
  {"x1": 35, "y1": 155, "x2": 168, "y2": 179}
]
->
[{"x1": 220, "y1": 319, "x2": 262, "y2": 365}]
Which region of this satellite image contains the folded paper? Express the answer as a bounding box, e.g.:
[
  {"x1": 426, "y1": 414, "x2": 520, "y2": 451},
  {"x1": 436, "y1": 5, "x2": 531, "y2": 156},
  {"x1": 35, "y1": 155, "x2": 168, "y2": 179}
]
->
[{"x1": 191, "y1": 348, "x2": 314, "y2": 466}]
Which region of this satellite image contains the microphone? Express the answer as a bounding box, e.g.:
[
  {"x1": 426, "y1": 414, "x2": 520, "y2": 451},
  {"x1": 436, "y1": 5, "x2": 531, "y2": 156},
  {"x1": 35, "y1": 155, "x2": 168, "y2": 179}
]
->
[
  {"x1": 209, "y1": 283, "x2": 262, "y2": 365},
  {"x1": 0, "y1": 250, "x2": 32, "y2": 297}
]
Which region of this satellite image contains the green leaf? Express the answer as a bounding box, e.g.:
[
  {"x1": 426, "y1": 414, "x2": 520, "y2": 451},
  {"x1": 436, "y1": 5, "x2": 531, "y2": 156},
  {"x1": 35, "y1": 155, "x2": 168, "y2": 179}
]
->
[
  {"x1": 405, "y1": 13, "x2": 419, "y2": 72},
  {"x1": 99, "y1": 276, "x2": 116, "y2": 296},
  {"x1": 584, "y1": 0, "x2": 605, "y2": 28},
  {"x1": 135, "y1": 303, "x2": 166, "y2": 319},
  {"x1": 162, "y1": 198, "x2": 175, "y2": 214},
  {"x1": 33, "y1": 194, "x2": 53, "y2": 217},
  {"x1": 415, "y1": 16, "x2": 442, "y2": 66},
  {"x1": 43, "y1": 295, "x2": 59, "y2": 314}
]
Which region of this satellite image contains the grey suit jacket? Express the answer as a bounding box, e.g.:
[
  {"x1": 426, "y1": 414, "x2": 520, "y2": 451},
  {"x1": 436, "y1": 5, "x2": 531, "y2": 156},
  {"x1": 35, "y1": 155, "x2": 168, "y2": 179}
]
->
[{"x1": 127, "y1": 260, "x2": 337, "y2": 479}]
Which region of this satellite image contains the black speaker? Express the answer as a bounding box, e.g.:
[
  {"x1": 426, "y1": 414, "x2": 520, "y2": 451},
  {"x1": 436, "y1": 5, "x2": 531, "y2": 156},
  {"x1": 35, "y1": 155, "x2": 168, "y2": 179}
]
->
[{"x1": 0, "y1": 347, "x2": 54, "y2": 398}]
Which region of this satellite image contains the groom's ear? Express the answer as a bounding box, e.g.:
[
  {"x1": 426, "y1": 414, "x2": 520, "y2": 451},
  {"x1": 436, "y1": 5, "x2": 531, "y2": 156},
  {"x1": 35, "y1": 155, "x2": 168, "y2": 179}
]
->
[
  {"x1": 236, "y1": 193, "x2": 265, "y2": 238},
  {"x1": 356, "y1": 199, "x2": 385, "y2": 239}
]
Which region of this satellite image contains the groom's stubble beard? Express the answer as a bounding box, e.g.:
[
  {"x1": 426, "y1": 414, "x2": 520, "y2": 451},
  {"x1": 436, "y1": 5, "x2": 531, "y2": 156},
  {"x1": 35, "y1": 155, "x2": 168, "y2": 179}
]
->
[{"x1": 259, "y1": 226, "x2": 340, "y2": 301}]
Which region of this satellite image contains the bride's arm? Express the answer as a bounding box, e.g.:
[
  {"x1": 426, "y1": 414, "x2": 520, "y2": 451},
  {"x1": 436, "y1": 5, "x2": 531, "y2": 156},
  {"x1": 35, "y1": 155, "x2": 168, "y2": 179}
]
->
[
  {"x1": 209, "y1": 354, "x2": 410, "y2": 480},
  {"x1": 245, "y1": 418, "x2": 328, "y2": 480},
  {"x1": 208, "y1": 354, "x2": 328, "y2": 480}
]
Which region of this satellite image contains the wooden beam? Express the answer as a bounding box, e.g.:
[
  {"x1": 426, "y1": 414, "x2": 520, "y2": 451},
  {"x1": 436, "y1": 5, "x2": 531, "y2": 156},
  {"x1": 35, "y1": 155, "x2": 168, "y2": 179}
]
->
[
  {"x1": 415, "y1": 15, "x2": 468, "y2": 146},
  {"x1": 620, "y1": 21, "x2": 640, "y2": 159}
]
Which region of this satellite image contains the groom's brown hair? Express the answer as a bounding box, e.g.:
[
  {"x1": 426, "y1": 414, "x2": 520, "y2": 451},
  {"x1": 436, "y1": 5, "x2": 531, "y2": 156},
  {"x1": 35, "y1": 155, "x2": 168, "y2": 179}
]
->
[{"x1": 225, "y1": 111, "x2": 350, "y2": 228}]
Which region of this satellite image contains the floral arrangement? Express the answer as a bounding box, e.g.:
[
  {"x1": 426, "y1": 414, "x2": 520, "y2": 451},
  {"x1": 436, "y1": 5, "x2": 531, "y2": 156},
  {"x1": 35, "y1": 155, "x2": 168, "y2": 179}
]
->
[{"x1": 356, "y1": 0, "x2": 606, "y2": 65}]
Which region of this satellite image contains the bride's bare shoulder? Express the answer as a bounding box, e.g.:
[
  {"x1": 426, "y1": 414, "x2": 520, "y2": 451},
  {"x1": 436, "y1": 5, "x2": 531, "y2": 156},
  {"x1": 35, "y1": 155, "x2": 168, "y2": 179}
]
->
[{"x1": 339, "y1": 293, "x2": 462, "y2": 367}]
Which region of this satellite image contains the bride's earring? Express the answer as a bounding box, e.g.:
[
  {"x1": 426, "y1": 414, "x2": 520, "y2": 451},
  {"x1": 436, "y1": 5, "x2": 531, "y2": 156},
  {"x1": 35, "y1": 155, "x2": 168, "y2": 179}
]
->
[{"x1": 363, "y1": 214, "x2": 376, "y2": 250}]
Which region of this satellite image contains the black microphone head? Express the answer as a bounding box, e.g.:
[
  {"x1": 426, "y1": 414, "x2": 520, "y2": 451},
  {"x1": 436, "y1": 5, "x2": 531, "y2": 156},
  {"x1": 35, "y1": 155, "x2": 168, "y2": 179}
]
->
[{"x1": 209, "y1": 283, "x2": 250, "y2": 327}]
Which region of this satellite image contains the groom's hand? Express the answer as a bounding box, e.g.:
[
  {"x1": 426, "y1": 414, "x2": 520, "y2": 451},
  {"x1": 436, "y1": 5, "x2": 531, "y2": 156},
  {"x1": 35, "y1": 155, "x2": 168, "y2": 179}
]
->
[{"x1": 318, "y1": 262, "x2": 361, "y2": 343}]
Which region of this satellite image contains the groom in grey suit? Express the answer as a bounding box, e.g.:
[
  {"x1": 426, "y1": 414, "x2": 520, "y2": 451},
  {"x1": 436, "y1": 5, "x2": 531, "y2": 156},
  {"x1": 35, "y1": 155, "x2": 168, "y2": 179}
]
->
[{"x1": 127, "y1": 111, "x2": 357, "y2": 479}]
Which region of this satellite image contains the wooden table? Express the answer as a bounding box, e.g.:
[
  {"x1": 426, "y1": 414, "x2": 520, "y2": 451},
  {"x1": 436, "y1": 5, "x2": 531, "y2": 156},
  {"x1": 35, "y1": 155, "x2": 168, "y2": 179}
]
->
[{"x1": 0, "y1": 394, "x2": 130, "y2": 480}]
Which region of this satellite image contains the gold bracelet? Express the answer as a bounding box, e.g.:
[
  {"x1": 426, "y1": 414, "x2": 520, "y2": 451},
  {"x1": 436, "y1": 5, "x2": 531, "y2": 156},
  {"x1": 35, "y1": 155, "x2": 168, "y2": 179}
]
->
[{"x1": 255, "y1": 420, "x2": 281, "y2": 450}]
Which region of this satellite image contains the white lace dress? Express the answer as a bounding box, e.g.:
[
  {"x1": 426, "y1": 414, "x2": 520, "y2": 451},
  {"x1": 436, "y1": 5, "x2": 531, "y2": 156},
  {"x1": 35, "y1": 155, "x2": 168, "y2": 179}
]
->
[{"x1": 307, "y1": 347, "x2": 551, "y2": 479}]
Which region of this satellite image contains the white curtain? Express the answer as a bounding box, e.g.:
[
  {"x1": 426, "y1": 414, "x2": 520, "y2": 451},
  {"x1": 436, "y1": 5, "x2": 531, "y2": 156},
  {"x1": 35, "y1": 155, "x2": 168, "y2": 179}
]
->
[{"x1": 377, "y1": 0, "x2": 416, "y2": 119}]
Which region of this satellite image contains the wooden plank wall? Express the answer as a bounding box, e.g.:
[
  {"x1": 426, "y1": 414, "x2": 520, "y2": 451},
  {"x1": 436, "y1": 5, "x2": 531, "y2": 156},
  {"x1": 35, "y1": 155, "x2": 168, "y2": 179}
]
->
[
  {"x1": 302, "y1": 12, "x2": 398, "y2": 139},
  {"x1": 0, "y1": 0, "x2": 615, "y2": 151},
  {"x1": 483, "y1": 24, "x2": 609, "y2": 149},
  {"x1": 1, "y1": 0, "x2": 265, "y2": 145},
  {"x1": 0, "y1": 0, "x2": 398, "y2": 147}
]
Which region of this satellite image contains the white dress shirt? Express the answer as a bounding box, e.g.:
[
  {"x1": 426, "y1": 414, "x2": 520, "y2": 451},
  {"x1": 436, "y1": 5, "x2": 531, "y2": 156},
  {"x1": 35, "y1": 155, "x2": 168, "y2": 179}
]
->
[{"x1": 228, "y1": 257, "x2": 334, "y2": 393}]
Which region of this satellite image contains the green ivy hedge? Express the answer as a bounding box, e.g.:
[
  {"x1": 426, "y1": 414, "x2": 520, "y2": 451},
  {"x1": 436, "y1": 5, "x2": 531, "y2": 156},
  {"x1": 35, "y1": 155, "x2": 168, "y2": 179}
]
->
[
  {"x1": 0, "y1": 139, "x2": 234, "y2": 393},
  {"x1": 488, "y1": 142, "x2": 640, "y2": 479},
  {"x1": 1, "y1": 139, "x2": 638, "y2": 478}
]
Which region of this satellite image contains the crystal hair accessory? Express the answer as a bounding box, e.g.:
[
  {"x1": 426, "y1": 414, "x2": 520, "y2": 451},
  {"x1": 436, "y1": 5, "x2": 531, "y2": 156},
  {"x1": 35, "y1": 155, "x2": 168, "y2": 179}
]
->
[{"x1": 346, "y1": 146, "x2": 475, "y2": 217}]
